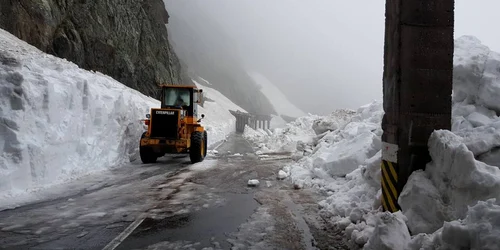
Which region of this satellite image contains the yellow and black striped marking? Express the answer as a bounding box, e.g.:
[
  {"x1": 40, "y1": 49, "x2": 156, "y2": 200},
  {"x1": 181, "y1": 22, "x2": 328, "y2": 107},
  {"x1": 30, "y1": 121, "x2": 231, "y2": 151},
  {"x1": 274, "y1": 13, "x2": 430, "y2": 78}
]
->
[{"x1": 381, "y1": 160, "x2": 400, "y2": 212}]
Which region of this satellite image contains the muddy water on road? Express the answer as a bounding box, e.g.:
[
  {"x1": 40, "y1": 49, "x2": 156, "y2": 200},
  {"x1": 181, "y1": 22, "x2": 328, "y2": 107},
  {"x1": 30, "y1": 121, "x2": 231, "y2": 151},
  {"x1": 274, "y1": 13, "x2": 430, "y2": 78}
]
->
[{"x1": 117, "y1": 193, "x2": 257, "y2": 249}]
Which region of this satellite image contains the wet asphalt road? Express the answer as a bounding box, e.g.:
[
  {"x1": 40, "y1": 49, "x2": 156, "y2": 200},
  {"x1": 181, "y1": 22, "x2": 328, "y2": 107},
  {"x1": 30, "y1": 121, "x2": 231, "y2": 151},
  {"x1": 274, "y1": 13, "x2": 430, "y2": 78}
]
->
[
  {"x1": 0, "y1": 156, "x2": 190, "y2": 250},
  {"x1": 0, "y1": 134, "x2": 350, "y2": 250},
  {"x1": 116, "y1": 136, "x2": 258, "y2": 250}
]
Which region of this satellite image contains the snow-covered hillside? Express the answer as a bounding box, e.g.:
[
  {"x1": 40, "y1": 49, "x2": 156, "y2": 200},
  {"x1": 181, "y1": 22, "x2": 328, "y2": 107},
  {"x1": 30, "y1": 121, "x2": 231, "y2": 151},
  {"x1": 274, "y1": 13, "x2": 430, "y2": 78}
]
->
[
  {"x1": 248, "y1": 71, "x2": 306, "y2": 118},
  {"x1": 193, "y1": 78, "x2": 245, "y2": 146},
  {"x1": 0, "y1": 29, "x2": 242, "y2": 200},
  {"x1": 245, "y1": 35, "x2": 500, "y2": 249}
]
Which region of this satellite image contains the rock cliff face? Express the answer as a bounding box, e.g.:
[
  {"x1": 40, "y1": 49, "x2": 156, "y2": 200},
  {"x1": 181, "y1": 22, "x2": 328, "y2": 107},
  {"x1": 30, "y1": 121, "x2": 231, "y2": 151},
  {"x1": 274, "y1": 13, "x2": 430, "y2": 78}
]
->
[{"x1": 0, "y1": 0, "x2": 184, "y2": 97}]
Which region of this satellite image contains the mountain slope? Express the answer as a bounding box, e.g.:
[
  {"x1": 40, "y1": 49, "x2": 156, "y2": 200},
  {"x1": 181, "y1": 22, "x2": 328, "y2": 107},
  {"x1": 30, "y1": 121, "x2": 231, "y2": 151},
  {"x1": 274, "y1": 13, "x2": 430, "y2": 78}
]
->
[{"x1": 248, "y1": 72, "x2": 306, "y2": 118}]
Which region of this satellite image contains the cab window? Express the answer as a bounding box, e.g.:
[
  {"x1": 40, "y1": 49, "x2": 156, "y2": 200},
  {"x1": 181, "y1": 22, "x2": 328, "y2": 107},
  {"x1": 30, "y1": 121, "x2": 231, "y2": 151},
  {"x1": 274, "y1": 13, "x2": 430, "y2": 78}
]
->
[{"x1": 163, "y1": 88, "x2": 191, "y2": 107}]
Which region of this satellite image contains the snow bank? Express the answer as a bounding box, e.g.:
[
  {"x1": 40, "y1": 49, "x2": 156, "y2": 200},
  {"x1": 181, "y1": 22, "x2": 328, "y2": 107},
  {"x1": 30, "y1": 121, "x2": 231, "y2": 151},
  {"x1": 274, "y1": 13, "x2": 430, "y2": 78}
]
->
[
  {"x1": 252, "y1": 35, "x2": 500, "y2": 248},
  {"x1": 400, "y1": 130, "x2": 500, "y2": 235},
  {"x1": 453, "y1": 35, "x2": 500, "y2": 113},
  {"x1": 397, "y1": 37, "x2": 500, "y2": 249},
  {"x1": 0, "y1": 28, "x2": 242, "y2": 199},
  {"x1": 398, "y1": 36, "x2": 500, "y2": 249},
  {"x1": 193, "y1": 79, "x2": 246, "y2": 147},
  {"x1": 312, "y1": 109, "x2": 356, "y2": 135},
  {"x1": 0, "y1": 29, "x2": 158, "y2": 198},
  {"x1": 429, "y1": 198, "x2": 500, "y2": 250},
  {"x1": 244, "y1": 114, "x2": 319, "y2": 154},
  {"x1": 286, "y1": 101, "x2": 382, "y2": 184},
  {"x1": 364, "y1": 212, "x2": 411, "y2": 250},
  {"x1": 244, "y1": 108, "x2": 358, "y2": 157}
]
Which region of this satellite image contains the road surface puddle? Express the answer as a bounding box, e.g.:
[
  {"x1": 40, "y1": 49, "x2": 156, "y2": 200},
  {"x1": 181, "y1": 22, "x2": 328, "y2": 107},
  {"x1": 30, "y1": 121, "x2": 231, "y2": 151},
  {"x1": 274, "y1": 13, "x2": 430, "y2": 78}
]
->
[{"x1": 117, "y1": 193, "x2": 258, "y2": 250}]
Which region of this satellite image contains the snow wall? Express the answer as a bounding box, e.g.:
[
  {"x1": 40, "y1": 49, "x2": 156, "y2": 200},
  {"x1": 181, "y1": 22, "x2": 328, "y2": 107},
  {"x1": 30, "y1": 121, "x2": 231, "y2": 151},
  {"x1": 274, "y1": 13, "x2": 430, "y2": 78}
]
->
[{"x1": 0, "y1": 29, "x2": 240, "y2": 198}]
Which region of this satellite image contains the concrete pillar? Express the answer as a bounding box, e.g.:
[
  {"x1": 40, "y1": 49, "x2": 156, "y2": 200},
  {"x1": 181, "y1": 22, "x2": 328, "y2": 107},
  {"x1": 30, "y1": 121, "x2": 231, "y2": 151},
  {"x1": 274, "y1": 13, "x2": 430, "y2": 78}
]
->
[
  {"x1": 381, "y1": 0, "x2": 454, "y2": 212},
  {"x1": 236, "y1": 116, "x2": 241, "y2": 133},
  {"x1": 236, "y1": 116, "x2": 239, "y2": 133}
]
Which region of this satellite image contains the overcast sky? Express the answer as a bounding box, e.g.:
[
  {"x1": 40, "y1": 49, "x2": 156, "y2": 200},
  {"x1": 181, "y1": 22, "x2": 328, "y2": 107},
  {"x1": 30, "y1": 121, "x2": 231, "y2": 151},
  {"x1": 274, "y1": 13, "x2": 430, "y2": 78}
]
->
[{"x1": 167, "y1": 0, "x2": 499, "y2": 115}]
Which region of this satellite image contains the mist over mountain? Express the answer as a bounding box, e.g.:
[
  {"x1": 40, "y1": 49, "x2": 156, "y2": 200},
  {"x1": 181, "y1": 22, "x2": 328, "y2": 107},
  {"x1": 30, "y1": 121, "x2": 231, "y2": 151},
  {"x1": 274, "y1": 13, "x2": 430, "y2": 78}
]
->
[
  {"x1": 164, "y1": 0, "x2": 386, "y2": 115},
  {"x1": 166, "y1": 0, "x2": 499, "y2": 115},
  {"x1": 164, "y1": 0, "x2": 277, "y2": 115}
]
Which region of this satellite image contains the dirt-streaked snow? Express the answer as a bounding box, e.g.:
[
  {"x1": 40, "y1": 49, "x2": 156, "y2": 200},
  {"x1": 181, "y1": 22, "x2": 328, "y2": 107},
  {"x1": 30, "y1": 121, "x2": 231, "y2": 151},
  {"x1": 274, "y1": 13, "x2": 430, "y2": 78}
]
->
[{"x1": 0, "y1": 28, "x2": 243, "y2": 201}]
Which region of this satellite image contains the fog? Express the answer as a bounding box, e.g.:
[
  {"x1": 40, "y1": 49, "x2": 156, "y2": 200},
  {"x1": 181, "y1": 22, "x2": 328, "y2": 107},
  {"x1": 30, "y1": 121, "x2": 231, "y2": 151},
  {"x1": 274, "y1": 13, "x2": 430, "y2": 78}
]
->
[{"x1": 166, "y1": 0, "x2": 499, "y2": 115}]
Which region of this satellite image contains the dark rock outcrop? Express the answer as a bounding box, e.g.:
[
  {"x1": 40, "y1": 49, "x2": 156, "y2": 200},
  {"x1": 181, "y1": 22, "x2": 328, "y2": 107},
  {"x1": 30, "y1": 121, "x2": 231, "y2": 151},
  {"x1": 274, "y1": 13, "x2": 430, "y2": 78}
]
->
[{"x1": 0, "y1": 0, "x2": 184, "y2": 98}]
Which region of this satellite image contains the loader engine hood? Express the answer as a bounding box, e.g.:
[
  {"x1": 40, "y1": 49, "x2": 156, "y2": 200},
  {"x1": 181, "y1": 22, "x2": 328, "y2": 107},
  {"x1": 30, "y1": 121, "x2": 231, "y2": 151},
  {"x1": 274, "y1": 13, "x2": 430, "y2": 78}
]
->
[{"x1": 150, "y1": 108, "x2": 180, "y2": 139}]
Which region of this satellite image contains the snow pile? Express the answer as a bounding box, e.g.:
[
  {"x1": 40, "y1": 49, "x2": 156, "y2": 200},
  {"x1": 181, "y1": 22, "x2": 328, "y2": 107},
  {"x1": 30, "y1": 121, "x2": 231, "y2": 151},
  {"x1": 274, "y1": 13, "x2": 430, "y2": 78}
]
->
[
  {"x1": 453, "y1": 35, "x2": 500, "y2": 114},
  {"x1": 395, "y1": 36, "x2": 500, "y2": 249},
  {"x1": 425, "y1": 198, "x2": 500, "y2": 250},
  {"x1": 262, "y1": 35, "x2": 500, "y2": 248},
  {"x1": 312, "y1": 109, "x2": 356, "y2": 135},
  {"x1": 247, "y1": 179, "x2": 260, "y2": 187},
  {"x1": 285, "y1": 101, "x2": 382, "y2": 185},
  {"x1": 277, "y1": 170, "x2": 287, "y2": 180},
  {"x1": 0, "y1": 29, "x2": 158, "y2": 198},
  {"x1": 400, "y1": 130, "x2": 500, "y2": 235},
  {"x1": 193, "y1": 79, "x2": 246, "y2": 146},
  {"x1": 244, "y1": 108, "x2": 357, "y2": 156},
  {"x1": 247, "y1": 71, "x2": 306, "y2": 118},
  {"x1": 243, "y1": 114, "x2": 320, "y2": 154},
  {"x1": 364, "y1": 212, "x2": 411, "y2": 250},
  {"x1": 0, "y1": 28, "x2": 242, "y2": 199}
]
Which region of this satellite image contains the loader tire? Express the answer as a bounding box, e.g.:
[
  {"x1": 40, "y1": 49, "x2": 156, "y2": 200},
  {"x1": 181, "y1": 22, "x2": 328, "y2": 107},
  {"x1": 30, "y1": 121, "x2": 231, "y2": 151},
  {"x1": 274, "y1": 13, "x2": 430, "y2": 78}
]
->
[
  {"x1": 203, "y1": 131, "x2": 208, "y2": 157},
  {"x1": 140, "y1": 132, "x2": 157, "y2": 164},
  {"x1": 190, "y1": 131, "x2": 205, "y2": 163}
]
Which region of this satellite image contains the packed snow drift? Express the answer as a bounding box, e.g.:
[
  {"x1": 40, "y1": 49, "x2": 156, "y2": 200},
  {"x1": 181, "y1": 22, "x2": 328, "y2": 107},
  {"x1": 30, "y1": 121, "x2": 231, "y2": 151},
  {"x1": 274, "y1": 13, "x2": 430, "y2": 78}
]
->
[
  {"x1": 246, "y1": 35, "x2": 500, "y2": 249},
  {"x1": 0, "y1": 29, "x2": 242, "y2": 200}
]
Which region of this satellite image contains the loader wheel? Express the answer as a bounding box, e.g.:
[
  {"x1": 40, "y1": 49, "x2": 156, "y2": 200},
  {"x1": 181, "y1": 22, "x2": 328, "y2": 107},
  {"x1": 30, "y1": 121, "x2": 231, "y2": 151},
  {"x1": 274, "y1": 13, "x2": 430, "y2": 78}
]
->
[
  {"x1": 190, "y1": 131, "x2": 205, "y2": 163},
  {"x1": 203, "y1": 131, "x2": 208, "y2": 157},
  {"x1": 140, "y1": 132, "x2": 157, "y2": 164}
]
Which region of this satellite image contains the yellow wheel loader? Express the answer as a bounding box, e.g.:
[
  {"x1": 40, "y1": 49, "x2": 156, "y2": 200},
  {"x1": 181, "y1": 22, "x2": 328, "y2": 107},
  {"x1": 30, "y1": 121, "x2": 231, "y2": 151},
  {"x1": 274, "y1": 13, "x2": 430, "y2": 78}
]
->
[{"x1": 140, "y1": 84, "x2": 207, "y2": 164}]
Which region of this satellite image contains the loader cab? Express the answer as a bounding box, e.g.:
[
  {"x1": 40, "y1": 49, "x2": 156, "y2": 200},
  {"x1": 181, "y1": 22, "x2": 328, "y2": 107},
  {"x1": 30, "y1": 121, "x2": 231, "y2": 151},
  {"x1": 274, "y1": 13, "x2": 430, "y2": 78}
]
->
[{"x1": 159, "y1": 85, "x2": 203, "y2": 117}]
